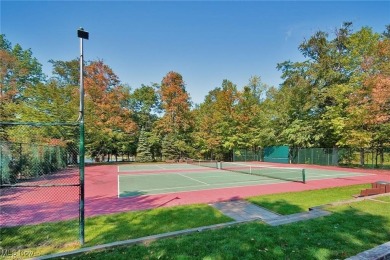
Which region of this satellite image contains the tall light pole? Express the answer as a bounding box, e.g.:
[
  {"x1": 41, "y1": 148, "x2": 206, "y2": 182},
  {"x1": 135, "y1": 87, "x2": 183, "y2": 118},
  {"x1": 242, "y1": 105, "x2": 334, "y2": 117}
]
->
[{"x1": 77, "y1": 27, "x2": 88, "y2": 245}]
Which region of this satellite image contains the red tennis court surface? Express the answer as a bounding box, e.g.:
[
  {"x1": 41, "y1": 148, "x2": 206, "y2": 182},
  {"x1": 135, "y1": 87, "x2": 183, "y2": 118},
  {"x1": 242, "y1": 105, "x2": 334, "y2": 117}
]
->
[{"x1": 1, "y1": 162, "x2": 389, "y2": 227}]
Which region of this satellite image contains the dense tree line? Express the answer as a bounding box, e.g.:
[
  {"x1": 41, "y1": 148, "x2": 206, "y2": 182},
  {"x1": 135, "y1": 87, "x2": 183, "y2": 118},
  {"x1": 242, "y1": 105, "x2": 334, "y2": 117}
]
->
[{"x1": 1, "y1": 23, "x2": 389, "y2": 162}]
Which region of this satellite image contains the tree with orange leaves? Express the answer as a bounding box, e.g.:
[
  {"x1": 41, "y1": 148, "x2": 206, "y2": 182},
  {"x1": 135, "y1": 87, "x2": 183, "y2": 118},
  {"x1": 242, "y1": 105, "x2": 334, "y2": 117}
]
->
[
  {"x1": 83, "y1": 60, "x2": 137, "y2": 161},
  {"x1": 157, "y1": 71, "x2": 193, "y2": 160},
  {"x1": 347, "y1": 34, "x2": 390, "y2": 164}
]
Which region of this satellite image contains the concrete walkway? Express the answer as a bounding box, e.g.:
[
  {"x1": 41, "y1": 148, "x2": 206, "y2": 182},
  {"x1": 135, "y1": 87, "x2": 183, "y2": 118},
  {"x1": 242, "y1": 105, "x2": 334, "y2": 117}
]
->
[
  {"x1": 210, "y1": 200, "x2": 281, "y2": 222},
  {"x1": 210, "y1": 200, "x2": 331, "y2": 226},
  {"x1": 346, "y1": 241, "x2": 390, "y2": 260}
]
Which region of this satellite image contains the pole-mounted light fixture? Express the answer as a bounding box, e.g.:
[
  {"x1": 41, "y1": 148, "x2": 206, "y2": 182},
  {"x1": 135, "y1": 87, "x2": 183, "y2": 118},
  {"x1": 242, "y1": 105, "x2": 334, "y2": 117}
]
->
[
  {"x1": 77, "y1": 28, "x2": 89, "y2": 40},
  {"x1": 77, "y1": 27, "x2": 88, "y2": 245}
]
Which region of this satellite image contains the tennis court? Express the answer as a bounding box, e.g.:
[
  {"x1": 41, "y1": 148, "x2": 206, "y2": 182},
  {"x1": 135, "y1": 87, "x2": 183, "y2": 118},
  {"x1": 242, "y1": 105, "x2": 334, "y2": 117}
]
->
[{"x1": 118, "y1": 162, "x2": 371, "y2": 198}]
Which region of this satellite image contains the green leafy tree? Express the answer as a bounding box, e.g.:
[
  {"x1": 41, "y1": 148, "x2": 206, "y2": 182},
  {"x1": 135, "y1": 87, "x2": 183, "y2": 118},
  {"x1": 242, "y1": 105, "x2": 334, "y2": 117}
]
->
[
  {"x1": 136, "y1": 128, "x2": 153, "y2": 162},
  {"x1": 193, "y1": 80, "x2": 239, "y2": 160},
  {"x1": 18, "y1": 80, "x2": 78, "y2": 122},
  {"x1": 49, "y1": 59, "x2": 80, "y2": 86},
  {"x1": 130, "y1": 84, "x2": 161, "y2": 130},
  {"x1": 235, "y1": 76, "x2": 273, "y2": 150},
  {"x1": 275, "y1": 23, "x2": 386, "y2": 150},
  {"x1": 0, "y1": 34, "x2": 44, "y2": 121},
  {"x1": 161, "y1": 133, "x2": 179, "y2": 161}
]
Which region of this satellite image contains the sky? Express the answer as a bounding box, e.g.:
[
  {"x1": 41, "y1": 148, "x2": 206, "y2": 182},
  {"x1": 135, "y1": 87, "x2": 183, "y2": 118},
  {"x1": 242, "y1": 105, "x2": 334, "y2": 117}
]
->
[{"x1": 1, "y1": 1, "x2": 389, "y2": 104}]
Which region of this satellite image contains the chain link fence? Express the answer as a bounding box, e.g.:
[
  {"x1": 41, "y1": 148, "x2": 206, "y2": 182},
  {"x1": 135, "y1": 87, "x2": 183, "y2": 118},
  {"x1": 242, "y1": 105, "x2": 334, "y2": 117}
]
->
[
  {"x1": 290, "y1": 148, "x2": 337, "y2": 166},
  {"x1": 233, "y1": 148, "x2": 261, "y2": 162},
  {"x1": 233, "y1": 146, "x2": 389, "y2": 169},
  {"x1": 0, "y1": 122, "x2": 81, "y2": 255},
  {"x1": 290, "y1": 147, "x2": 390, "y2": 168}
]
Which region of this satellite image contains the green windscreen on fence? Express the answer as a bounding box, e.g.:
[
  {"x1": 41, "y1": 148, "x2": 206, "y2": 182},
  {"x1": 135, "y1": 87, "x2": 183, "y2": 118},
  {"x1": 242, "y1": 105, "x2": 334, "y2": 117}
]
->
[{"x1": 263, "y1": 146, "x2": 289, "y2": 163}]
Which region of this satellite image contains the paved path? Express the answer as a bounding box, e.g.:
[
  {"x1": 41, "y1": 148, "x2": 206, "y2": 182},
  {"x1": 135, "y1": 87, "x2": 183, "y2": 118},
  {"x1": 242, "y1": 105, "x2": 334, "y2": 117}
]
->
[
  {"x1": 346, "y1": 241, "x2": 390, "y2": 260},
  {"x1": 210, "y1": 200, "x2": 281, "y2": 221},
  {"x1": 210, "y1": 200, "x2": 331, "y2": 226}
]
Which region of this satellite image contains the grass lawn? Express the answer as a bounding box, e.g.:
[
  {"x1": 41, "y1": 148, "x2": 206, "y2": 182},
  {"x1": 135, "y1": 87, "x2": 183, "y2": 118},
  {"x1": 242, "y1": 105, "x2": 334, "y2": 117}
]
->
[
  {"x1": 247, "y1": 184, "x2": 370, "y2": 215},
  {"x1": 1, "y1": 183, "x2": 388, "y2": 260},
  {"x1": 69, "y1": 196, "x2": 390, "y2": 260},
  {"x1": 0, "y1": 205, "x2": 232, "y2": 258},
  {"x1": 373, "y1": 195, "x2": 390, "y2": 202}
]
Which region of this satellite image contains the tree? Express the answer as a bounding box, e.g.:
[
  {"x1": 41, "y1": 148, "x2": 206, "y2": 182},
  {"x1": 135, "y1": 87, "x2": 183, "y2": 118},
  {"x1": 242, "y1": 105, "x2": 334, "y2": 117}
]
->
[
  {"x1": 157, "y1": 71, "x2": 193, "y2": 160},
  {"x1": 0, "y1": 34, "x2": 44, "y2": 121},
  {"x1": 49, "y1": 59, "x2": 80, "y2": 86},
  {"x1": 158, "y1": 72, "x2": 192, "y2": 134},
  {"x1": 235, "y1": 76, "x2": 273, "y2": 150},
  {"x1": 344, "y1": 32, "x2": 390, "y2": 164},
  {"x1": 136, "y1": 128, "x2": 153, "y2": 162},
  {"x1": 129, "y1": 84, "x2": 161, "y2": 131},
  {"x1": 275, "y1": 23, "x2": 386, "y2": 149},
  {"x1": 18, "y1": 80, "x2": 78, "y2": 122},
  {"x1": 274, "y1": 60, "x2": 318, "y2": 147},
  {"x1": 82, "y1": 60, "x2": 137, "y2": 161},
  {"x1": 192, "y1": 80, "x2": 239, "y2": 160},
  {"x1": 161, "y1": 133, "x2": 179, "y2": 161}
]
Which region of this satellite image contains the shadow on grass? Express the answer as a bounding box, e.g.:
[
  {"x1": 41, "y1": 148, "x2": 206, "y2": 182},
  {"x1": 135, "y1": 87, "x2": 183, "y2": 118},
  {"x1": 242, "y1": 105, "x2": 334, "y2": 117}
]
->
[
  {"x1": 84, "y1": 204, "x2": 232, "y2": 247},
  {"x1": 0, "y1": 200, "x2": 231, "y2": 257},
  {"x1": 248, "y1": 199, "x2": 304, "y2": 215},
  {"x1": 0, "y1": 193, "x2": 169, "y2": 255},
  {"x1": 70, "y1": 201, "x2": 390, "y2": 260}
]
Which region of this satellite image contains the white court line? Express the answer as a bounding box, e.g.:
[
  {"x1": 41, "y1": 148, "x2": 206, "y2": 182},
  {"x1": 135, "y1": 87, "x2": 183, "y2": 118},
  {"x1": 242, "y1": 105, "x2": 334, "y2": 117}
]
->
[
  {"x1": 137, "y1": 178, "x2": 281, "y2": 192},
  {"x1": 155, "y1": 165, "x2": 167, "y2": 170},
  {"x1": 118, "y1": 165, "x2": 137, "y2": 172},
  {"x1": 119, "y1": 170, "x2": 226, "y2": 177},
  {"x1": 223, "y1": 162, "x2": 303, "y2": 170},
  {"x1": 120, "y1": 172, "x2": 211, "y2": 185},
  {"x1": 176, "y1": 173, "x2": 210, "y2": 185},
  {"x1": 120, "y1": 172, "x2": 187, "y2": 177},
  {"x1": 306, "y1": 175, "x2": 370, "y2": 181},
  {"x1": 308, "y1": 172, "x2": 372, "y2": 178}
]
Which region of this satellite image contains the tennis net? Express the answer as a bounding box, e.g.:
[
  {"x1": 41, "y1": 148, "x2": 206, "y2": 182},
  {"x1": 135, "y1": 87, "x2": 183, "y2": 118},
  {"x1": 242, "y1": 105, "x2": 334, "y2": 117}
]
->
[
  {"x1": 187, "y1": 159, "x2": 219, "y2": 169},
  {"x1": 220, "y1": 162, "x2": 306, "y2": 183}
]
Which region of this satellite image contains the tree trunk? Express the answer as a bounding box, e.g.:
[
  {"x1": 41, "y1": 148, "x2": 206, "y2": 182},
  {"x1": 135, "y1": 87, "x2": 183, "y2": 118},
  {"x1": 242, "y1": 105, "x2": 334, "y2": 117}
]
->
[{"x1": 360, "y1": 148, "x2": 364, "y2": 166}]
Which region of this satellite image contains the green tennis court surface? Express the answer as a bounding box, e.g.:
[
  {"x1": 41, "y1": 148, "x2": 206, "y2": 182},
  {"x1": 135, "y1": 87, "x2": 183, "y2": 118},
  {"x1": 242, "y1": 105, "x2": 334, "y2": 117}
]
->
[
  {"x1": 118, "y1": 163, "x2": 199, "y2": 172},
  {"x1": 118, "y1": 163, "x2": 371, "y2": 198}
]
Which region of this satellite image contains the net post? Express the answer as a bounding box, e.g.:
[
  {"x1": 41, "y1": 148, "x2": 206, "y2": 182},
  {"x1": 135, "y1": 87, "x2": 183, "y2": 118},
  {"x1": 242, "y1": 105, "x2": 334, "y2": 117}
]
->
[{"x1": 302, "y1": 169, "x2": 306, "y2": 183}]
